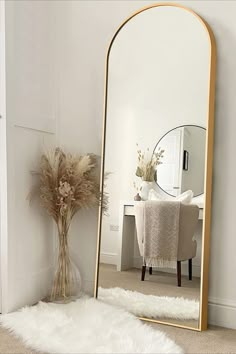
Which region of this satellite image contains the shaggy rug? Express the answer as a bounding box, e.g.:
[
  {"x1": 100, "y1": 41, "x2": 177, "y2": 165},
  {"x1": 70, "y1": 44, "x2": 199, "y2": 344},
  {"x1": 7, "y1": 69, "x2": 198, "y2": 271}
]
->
[
  {"x1": 98, "y1": 287, "x2": 199, "y2": 320},
  {"x1": 0, "y1": 297, "x2": 183, "y2": 354}
]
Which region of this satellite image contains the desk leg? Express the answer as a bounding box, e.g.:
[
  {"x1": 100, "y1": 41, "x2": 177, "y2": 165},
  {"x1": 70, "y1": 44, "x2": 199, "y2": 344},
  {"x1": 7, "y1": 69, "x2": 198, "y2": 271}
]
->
[{"x1": 117, "y1": 209, "x2": 135, "y2": 271}]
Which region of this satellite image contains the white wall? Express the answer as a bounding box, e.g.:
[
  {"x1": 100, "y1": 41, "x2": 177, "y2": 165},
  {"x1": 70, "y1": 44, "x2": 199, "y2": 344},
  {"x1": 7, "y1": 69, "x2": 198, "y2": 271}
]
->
[
  {"x1": 52, "y1": 2, "x2": 103, "y2": 295},
  {"x1": 3, "y1": 0, "x2": 57, "y2": 312},
  {"x1": 53, "y1": 0, "x2": 236, "y2": 329}
]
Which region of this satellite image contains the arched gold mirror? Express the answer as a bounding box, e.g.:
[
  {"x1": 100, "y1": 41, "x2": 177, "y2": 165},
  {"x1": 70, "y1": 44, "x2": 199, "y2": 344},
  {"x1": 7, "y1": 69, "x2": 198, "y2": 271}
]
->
[{"x1": 95, "y1": 3, "x2": 216, "y2": 331}]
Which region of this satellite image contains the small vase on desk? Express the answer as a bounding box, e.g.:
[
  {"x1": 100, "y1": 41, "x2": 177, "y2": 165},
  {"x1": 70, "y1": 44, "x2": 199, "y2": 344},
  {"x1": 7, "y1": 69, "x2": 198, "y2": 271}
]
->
[
  {"x1": 134, "y1": 193, "x2": 141, "y2": 201},
  {"x1": 140, "y1": 181, "x2": 156, "y2": 201}
]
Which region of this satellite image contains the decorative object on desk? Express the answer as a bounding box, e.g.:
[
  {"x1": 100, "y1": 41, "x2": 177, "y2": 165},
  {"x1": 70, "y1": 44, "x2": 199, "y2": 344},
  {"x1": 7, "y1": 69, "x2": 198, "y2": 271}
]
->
[
  {"x1": 136, "y1": 144, "x2": 164, "y2": 181},
  {"x1": 29, "y1": 148, "x2": 101, "y2": 302},
  {"x1": 133, "y1": 181, "x2": 142, "y2": 201},
  {"x1": 134, "y1": 193, "x2": 141, "y2": 201},
  {"x1": 135, "y1": 144, "x2": 164, "y2": 200},
  {"x1": 140, "y1": 181, "x2": 157, "y2": 201}
]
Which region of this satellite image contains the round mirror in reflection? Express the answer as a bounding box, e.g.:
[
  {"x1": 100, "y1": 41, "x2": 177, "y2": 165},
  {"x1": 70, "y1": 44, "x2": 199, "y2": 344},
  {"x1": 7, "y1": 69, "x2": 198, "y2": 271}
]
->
[{"x1": 154, "y1": 125, "x2": 206, "y2": 197}]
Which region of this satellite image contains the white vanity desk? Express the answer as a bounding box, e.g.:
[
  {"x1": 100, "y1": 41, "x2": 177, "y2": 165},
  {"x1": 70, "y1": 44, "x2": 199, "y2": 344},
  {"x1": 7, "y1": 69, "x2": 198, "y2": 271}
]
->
[{"x1": 118, "y1": 199, "x2": 204, "y2": 272}]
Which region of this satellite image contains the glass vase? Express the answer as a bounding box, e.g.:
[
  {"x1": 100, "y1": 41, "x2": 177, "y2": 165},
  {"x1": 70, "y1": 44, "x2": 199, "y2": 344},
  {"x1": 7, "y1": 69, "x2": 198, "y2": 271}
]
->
[{"x1": 50, "y1": 228, "x2": 82, "y2": 303}]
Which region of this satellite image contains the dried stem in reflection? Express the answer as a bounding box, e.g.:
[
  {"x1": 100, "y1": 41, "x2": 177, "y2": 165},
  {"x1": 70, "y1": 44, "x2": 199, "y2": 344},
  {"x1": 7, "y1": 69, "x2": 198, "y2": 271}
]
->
[{"x1": 135, "y1": 144, "x2": 164, "y2": 182}]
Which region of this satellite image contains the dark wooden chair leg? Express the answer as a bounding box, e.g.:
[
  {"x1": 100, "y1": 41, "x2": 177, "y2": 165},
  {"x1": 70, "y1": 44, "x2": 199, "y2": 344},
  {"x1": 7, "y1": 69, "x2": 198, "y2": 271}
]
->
[
  {"x1": 188, "y1": 259, "x2": 192, "y2": 280},
  {"x1": 177, "y1": 261, "x2": 181, "y2": 287},
  {"x1": 149, "y1": 266, "x2": 152, "y2": 275},
  {"x1": 141, "y1": 265, "x2": 146, "y2": 281}
]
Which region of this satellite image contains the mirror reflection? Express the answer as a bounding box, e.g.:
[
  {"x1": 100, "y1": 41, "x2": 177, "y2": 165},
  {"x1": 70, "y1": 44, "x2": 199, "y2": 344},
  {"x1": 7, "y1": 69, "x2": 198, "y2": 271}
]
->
[
  {"x1": 154, "y1": 126, "x2": 206, "y2": 197},
  {"x1": 96, "y1": 4, "x2": 213, "y2": 330}
]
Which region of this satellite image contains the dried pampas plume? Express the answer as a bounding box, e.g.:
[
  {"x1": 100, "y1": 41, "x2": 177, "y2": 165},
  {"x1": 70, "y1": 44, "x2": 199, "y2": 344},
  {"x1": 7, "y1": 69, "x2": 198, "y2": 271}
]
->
[{"x1": 29, "y1": 148, "x2": 103, "y2": 221}]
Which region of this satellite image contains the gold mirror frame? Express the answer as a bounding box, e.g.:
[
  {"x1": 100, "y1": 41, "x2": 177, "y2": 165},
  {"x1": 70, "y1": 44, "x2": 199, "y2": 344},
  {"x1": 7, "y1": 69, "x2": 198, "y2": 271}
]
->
[{"x1": 94, "y1": 2, "x2": 216, "y2": 332}]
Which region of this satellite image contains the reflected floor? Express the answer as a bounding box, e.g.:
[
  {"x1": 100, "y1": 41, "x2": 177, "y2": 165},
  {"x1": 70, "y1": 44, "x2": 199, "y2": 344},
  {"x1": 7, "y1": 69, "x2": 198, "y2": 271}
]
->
[{"x1": 98, "y1": 263, "x2": 200, "y2": 329}]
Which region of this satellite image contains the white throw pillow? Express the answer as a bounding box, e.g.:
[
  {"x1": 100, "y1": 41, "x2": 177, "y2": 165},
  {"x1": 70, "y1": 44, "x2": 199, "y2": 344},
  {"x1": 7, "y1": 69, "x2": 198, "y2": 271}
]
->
[
  {"x1": 148, "y1": 188, "x2": 193, "y2": 204},
  {"x1": 176, "y1": 190, "x2": 193, "y2": 204},
  {"x1": 148, "y1": 189, "x2": 167, "y2": 201}
]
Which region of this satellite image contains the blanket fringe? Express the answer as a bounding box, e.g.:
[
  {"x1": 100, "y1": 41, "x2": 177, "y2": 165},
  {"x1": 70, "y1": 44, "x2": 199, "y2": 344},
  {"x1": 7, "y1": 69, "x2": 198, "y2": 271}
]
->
[{"x1": 145, "y1": 257, "x2": 176, "y2": 269}]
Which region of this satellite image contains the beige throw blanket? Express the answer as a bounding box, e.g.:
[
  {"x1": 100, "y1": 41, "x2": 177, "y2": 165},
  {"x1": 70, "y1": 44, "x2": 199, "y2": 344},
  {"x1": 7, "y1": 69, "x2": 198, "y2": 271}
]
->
[{"x1": 135, "y1": 201, "x2": 180, "y2": 268}]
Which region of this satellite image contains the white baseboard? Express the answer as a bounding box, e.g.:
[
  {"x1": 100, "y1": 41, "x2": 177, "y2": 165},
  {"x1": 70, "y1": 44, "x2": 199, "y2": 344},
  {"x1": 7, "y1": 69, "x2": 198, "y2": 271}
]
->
[
  {"x1": 208, "y1": 297, "x2": 236, "y2": 329},
  {"x1": 100, "y1": 252, "x2": 118, "y2": 265}
]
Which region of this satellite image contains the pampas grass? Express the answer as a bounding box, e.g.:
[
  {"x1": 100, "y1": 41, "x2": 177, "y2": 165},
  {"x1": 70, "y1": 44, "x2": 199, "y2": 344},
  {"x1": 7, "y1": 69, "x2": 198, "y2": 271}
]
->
[
  {"x1": 30, "y1": 148, "x2": 101, "y2": 301},
  {"x1": 135, "y1": 144, "x2": 164, "y2": 182}
]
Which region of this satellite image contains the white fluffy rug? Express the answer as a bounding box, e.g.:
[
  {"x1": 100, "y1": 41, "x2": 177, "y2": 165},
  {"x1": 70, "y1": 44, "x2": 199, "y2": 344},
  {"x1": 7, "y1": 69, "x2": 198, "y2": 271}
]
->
[
  {"x1": 0, "y1": 297, "x2": 183, "y2": 354},
  {"x1": 98, "y1": 287, "x2": 199, "y2": 320}
]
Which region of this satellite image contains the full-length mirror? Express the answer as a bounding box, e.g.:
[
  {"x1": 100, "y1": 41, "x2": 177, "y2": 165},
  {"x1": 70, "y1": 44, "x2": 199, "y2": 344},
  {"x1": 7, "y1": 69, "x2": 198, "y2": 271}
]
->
[{"x1": 95, "y1": 4, "x2": 216, "y2": 331}]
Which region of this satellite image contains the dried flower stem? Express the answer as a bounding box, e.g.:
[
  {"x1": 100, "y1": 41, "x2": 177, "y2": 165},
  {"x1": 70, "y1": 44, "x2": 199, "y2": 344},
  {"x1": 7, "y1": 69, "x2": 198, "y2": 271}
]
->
[
  {"x1": 135, "y1": 144, "x2": 164, "y2": 182},
  {"x1": 51, "y1": 216, "x2": 74, "y2": 300}
]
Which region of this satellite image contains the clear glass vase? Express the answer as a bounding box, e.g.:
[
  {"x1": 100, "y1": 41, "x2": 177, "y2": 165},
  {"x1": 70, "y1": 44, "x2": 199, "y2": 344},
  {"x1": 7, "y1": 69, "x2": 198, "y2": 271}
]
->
[{"x1": 50, "y1": 230, "x2": 82, "y2": 303}]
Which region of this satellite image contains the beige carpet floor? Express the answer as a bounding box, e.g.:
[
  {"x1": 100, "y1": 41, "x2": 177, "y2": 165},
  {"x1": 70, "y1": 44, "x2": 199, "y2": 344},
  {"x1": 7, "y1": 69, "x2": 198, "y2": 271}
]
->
[
  {"x1": 98, "y1": 264, "x2": 200, "y2": 300},
  {"x1": 0, "y1": 323, "x2": 236, "y2": 353},
  {"x1": 0, "y1": 326, "x2": 35, "y2": 354},
  {"x1": 152, "y1": 324, "x2": 236, "y2": 353}
]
